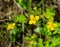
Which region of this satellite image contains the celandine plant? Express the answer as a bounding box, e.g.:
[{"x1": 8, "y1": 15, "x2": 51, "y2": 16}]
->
[{"x1": 4, "y1": 0, "x2": 60, "y2": 47}]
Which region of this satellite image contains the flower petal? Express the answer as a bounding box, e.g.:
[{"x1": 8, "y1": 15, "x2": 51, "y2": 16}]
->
[
  {"x1": 35, "y1": 16, "x2": 39, "y2": 21},
  {"x1": 30, "y1": 15, "x2": 34, "y2": 20},
  {"x1": 29, "y1": 20, "x2": 33, "y2": 24}
]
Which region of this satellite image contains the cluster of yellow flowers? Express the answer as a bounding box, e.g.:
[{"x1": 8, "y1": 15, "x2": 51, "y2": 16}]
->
[
  {"x1": 29, "y1": 15, "x2": 39, "y2": 25},
  {"x1": 47, "y1": 21, "x2": 57, "y2": 31},
  {"x1": 7, "y1": 23, "x2": 15, "y2": 30}
]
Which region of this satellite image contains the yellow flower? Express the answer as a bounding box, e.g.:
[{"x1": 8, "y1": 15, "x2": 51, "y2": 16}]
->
[
  {"x1": 7, "y1": 23, "x2": 15, "y2": 30},
  {"x1": 29, "y1": 15, "x2": 39, "y2": 25},
  {"x1": 47, "y1": 21, "x2": 57, "y2": 31},
  {"x1": 30, "y1": 15, "x2": 35, "y2": 20},
  {"x1": 35, "y1": 16, "x2": 39, "y2": 21},
  {"x1": 29, "y1": 20, "x2": 36, "y2": 25}
]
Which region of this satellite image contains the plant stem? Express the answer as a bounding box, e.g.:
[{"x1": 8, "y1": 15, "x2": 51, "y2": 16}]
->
[
  {"x1": 13, "y1": 0, "x2": 25, "y2": 47},
  {"x1": 40, "y1": 0, "x2": 44, "y2": 38},
  {"x1": 22, "y1": 22, "x2": 25, "y2": 47}
]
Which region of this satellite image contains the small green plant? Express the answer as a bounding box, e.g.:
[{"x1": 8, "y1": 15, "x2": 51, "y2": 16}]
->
[{"x1": 14, "y1": 14, "x2": 26, "y2": 23}]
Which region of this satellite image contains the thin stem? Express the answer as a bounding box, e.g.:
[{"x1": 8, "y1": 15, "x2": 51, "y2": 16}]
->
[
  {"x1": 22, "y1": 23, "x2": 25, "y2": 47},
  {"x1": 42, "y1": 0, "x2": 44, "y2": 21},
  {"x1": 13, "y1": 0, "x2": 25, "y2": 47},
  {"x1": 40, "y1": 0, "x2": 44, "y2": 38}
]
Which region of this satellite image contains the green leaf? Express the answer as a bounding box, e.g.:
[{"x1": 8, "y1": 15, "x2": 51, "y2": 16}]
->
[
  {"x1": 19, "y1": 14, "x2": 26, "y2": 23},
  {"x1": 34, "y1": 27, "x2": 40, "y2": 33},
  {"x1": 37, "y1": 38, "x2": 43, "y2": 47},
  {"x1": 45, "y1": 41, "x2": 50, "y2": 47},
  {"x1": 31, "y1": 36, "x2": 36, "y2": 40},
  {"x1": 25, "y1": 37, "x2": 30, "y2": 40},
  {"x1": 15, "y1": 0, "x2": 22, "y2": 4},
  {"x1": 14, "y1": 14, "x2": 26, "y2": 23},
  {"x1": 58, "y1": 30, "x2": 60, "y2": 34}
]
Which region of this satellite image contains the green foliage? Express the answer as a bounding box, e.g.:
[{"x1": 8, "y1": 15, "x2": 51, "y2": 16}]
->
[
  {"x1": 25, "y1": 35, "x2": 37, "y2": 47},
  {"x1": 37, "y1": 38, "x2": 43, "y2": 47},
  {"x1": 14, "y1": 14, "x2": 26, "y2": 23},
  {"x1": 10, "y1": 0, "x2": 60, "y2": 46},
  {"x1": 44, "y1": 7, "x2": 55, "y2": 20},
  {"x1": 15, "y1": 0, "x2": 32, "y2": 9},
  {"x1": 1, "y1": 0, "x2": 60, "y2": 47}
]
